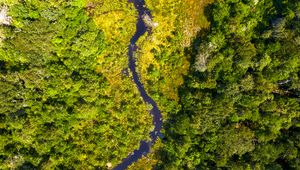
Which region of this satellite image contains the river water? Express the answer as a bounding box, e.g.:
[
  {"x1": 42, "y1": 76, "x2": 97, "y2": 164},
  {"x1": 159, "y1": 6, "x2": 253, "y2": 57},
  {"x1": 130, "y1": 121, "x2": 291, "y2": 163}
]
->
[{"x1": 112, "y1": 0, "x2": 163, "y2": 169}]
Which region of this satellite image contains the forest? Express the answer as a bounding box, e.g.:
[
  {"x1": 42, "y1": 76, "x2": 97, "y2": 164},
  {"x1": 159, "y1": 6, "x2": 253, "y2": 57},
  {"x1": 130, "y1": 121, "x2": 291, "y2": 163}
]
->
[{"x1": 0, "y1": 0, "x2": 299, "y2": 169}]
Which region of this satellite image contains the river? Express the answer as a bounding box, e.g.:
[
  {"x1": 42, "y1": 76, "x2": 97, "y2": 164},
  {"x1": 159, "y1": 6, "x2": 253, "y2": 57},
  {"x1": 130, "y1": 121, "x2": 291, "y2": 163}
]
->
[{"x1": 112, "y1": 0, "x2": 163, "y2": 169}]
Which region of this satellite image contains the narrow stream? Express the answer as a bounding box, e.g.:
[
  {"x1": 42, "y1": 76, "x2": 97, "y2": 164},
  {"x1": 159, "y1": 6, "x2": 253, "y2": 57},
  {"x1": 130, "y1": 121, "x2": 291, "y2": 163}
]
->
[{"x1": 112, "y1": 0, "x2": 163, "y2": 169}]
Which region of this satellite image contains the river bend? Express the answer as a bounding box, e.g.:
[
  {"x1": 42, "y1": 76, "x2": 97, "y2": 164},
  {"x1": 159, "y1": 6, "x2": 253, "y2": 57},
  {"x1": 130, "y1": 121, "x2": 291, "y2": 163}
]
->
[{"x1": 112, "y1": 0, "x2": 163, "y2": 169}]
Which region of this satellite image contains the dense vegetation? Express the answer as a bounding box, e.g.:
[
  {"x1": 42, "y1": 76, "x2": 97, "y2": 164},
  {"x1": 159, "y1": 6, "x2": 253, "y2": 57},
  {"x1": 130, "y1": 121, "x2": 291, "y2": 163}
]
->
[
  {"x1": 158, "y1": 0, "x2": 300, "y2": 169},
  {"x1": 0, "y1": 0, "x2": 299, "y2": 169},
  {"x1": 0, "y1": 0, "x2": 152, "y2": 169}
]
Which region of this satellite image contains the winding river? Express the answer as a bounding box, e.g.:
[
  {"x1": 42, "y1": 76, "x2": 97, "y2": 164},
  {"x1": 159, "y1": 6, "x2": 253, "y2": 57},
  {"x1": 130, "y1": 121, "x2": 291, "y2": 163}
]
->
[{"x1": 112, "y1": 0, "x2": 163, "y2": 169}]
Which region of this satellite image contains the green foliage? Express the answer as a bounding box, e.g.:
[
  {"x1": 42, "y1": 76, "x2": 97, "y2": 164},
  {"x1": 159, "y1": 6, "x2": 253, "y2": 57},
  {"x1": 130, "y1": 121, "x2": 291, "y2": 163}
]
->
[
  {"x1": 158, "y1": 0, "x2": 300, "y2": 169},
  {"x1": 1, "y1": 0, "x2": 299, "y2": 169},
  {"x1": 0, "y1": 0, "x2": 152, "y2": 169}
]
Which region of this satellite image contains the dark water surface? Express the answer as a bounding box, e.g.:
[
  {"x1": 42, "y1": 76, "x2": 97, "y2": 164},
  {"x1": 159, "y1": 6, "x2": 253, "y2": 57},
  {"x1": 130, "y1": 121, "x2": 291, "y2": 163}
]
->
[{"x1": 112, "y1": 0, "x2": 163, "y2": 169}]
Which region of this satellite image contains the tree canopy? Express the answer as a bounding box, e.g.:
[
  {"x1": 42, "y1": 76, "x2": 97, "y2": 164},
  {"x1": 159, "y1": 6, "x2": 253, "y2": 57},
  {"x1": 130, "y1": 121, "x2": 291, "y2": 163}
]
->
[{"x1": 0, "y1": 0, "x2": 299, "y2": 169}]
